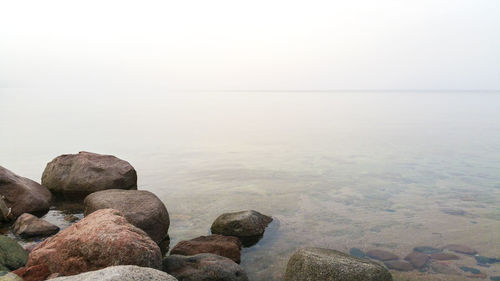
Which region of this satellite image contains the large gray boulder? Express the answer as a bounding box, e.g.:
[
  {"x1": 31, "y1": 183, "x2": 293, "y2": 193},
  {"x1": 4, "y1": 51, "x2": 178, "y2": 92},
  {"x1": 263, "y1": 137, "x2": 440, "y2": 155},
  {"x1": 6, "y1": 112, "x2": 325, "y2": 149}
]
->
[
  {"x1": 284, "y1": 247, "x2": 393, "y2": 281},
  {"x1": 84, "y1": 189, "x2": 169, "y2": 251},
  {"x1": 41, "y1": 151, "x2": 137, "y2": 198},
  {"x1": 210, "y1": 210, "x2": 272, "y2": 244},
  {"x1": 12, "y1": 213, "x2": 59, "y2": 238},
  {"x1": 163, "y1": 253, "x2": 248, "y2": 281},
  {"x1": 50, "y1": 265, "x2": 177, "y2": 281},
  {"x1": 0, "y1": 166, "x2": 52, "y2": 220}
]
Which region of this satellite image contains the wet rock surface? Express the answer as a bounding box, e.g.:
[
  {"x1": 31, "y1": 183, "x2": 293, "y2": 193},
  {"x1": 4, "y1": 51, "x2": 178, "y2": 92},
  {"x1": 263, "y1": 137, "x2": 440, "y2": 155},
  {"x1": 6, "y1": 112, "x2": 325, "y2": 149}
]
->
[
  {"x1": 12, "y1": 213, "x2": 59, "y2": 238},
  {"x1": 163, "y1": 253, "x2": 248, "y2": 281},
  {"x1": 366, "y1": 249, "x2": 399, "y2": 261},
  {"x1": 0, "y1": 166, "x2": 52, "y2": 220},
  {"x1": 23, "y1": 209, "x2": 161, "y2": 277},
  {"x1": 442, "y1": 244, "x2": 477, "y2": 255},
  {"x1": 84, "y1": 189, "x2": 169, "y2": 249},
  {"x1": 384, "y1": 260, "x2": 413, "y2": 271},
  {"x1": 41, "y1": 152, "x2": 137, "y2": 198},
  {"x1": 170, "y1": 234, "x2": 242, "y2": 263},
  {"x1": 211, "y1": 210, "x2": 272, "y2": 246},
  {"x1": 12, "y1": 264, "x2": 51, "y2": 281},
  {"x1": 284, "y1": 247, "x2": 392, "y2": 281}
]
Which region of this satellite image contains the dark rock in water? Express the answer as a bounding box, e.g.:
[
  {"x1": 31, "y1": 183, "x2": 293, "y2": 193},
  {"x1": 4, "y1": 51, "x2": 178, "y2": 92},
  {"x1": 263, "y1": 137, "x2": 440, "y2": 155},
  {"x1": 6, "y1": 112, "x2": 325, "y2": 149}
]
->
[
  {"x1": 0, "y1": 166, "x2": 52, "y2": 220},
  {"x1": 24, "y1": 209, "x2": 162, "y2": 277},
  {"x1": 163, "y1": 253, "x2": 248, "y2": 281},
  {"x1": 12, "y1": 263, "x2": 51, "y2": 281},
  {"x1": 349, "y1": 248, "x2": 366, "y2": 258},
  {"x1": 0, "y1": 235, "x2": 28, "y2": 270},
  {"x1": 170, "y1": 234, "x2": 242, "y2": 263},
  {"x1": 12, "y1": 213, "x2": 59, "y2": 238},
  {"x1": 440, "y1": 208, "x2": 466, "y2": 216},
  {"x1": 210, "y1": 210, "x2": 272, "y2": 246},
  {"x1": 413, "y1": 246, "x2": 442, "y2": 254},
  {"x1": 63, "y1": 214, "x2": 79, "y2": 223},
  {"x1": 284, "y1": 247, "x2": 392, "y2": 281},
  {"x1": 474, "y1": 255, "x2": 500, "y2": 264},
  {"x1": 404, "y1": 252, "x2": 429, "y2": 269},
  {"x1": 49, "y1": 265, "x2": 177, "y2": 281},
  {"x1": 384, "y1": 260, "x2": 413, "y2": 271},
  {"x1": 430, "y1": 253, "x2": 459, "y2": 261},
  {"x1": 460, "y1": 266, "x2": 481, "y2": 274},
  {"x1": 84, "y1": 189, "x2": 170, "y2": 252},
  {"x1": 384, "y1": 209, "x2": 396, "y2": 213},
  {"x1": 42, "y1": 151, "x2": 137, "y2": 199},
  {"x1": 442, "y1": 244, "x2": 477, "y2": 255},
  {"x1": 490, "y1": 276, "x2": 500, "y2": 281},
  {"x1": 430, "y1": 261, "x2": 460, "y2": 275},
  {"x1": 366, "y1": 249, "x2": 399, "y2": 261}
]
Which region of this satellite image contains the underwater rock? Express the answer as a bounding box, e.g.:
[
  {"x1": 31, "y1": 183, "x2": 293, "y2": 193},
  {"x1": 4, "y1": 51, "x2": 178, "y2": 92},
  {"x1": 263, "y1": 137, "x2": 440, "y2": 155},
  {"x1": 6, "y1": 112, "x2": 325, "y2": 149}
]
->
[
  {"x1": 413, "y1": 246, "x2": 442, "y2": 254},
  {"x1": 429, "y1": 253, "x2": 459, "y2": 261},
  {"x1": 404, "y1": 252, "x2": 429, "y2": 269},
  {"x1": 366, "y1": 249, "x2": 399, "y2": 261},
  {"x1": 442, "y1": 244, "x2": 477, "y2": 255},
  {"x1": 349, "y1": 248, "x2": 366, "y2": 258},
  {"x1": 384, "y1": 260, "x2": 413, "y2": 271}
]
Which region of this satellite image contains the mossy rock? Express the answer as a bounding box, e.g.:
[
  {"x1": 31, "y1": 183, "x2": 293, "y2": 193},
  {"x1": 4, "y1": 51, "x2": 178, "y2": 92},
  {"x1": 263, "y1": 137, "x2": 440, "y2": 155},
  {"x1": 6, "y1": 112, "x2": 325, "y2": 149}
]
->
[{"x1": 0, "y1": 235, "x2": 28, "y2": 270}]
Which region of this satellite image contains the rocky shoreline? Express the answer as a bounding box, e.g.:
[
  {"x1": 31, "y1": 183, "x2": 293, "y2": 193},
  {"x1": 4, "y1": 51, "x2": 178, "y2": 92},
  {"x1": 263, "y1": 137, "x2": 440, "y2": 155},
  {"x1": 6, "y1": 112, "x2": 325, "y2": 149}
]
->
[{"x1": 1, "y1": 151, "x2": 499, "y2": 280}]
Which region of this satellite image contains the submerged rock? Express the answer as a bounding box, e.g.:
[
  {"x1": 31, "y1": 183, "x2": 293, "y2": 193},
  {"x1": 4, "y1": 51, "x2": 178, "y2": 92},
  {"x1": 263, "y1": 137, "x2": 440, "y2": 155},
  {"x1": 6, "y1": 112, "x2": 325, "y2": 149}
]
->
[
  {"x1": 84, "y1": 189, "x2": 169, "y2": 251},
  {"x1": 413, "y1": 246, "x2": 442, "y2": 254},
  {"x1": 404, "y1": 252, "x2": 429, "y2": 269},
  {"x1": 170, "y1": 235, "x2": 242, "y2": 263},
  {"x1": 440, "y1": 208, "x2": 466, "y2": 216},
  {"x1": 0, "y1": 235, "x2": 28, "y2": 271},
  {"x1": 284, "y1": 247, "x2": 392, "y2": 281},
  {"x1": 430, "y1": 261, "x2": 460, "y2": 275},
  {"x1": 349, "y1": 248, "x2": 366, "y2": 258},
  {"x1": 442, "y1": 244, "x2": 476, "y2": 255},
  {"x1": 210, "y1": 210, "x2": 272, "y2": 246},
  {"x1": 430, "y1": 253, "x2": 459, "y2": 261},
  {"x1": 384, "y1": 260, "x2": 413, "y2": 271},
  {"x1": 50, "y1": 265, "x2": 177, "y2": 281},
  {"x1": 460, "y1": 266, "x2": 481, "y2": 274},
  {"x1": 12, "y1": 213, "x2": 59, "y2": 238},
  {"x1": 366, "y1": 249, "x2": 399, "y2": 261},
  {"x1": 0, "y1": 166, "x2": 52, "y2": 220},
  {"x1": 23, "y1": 209, "x2": 161, "y2": 277},
  {"x1": 41, "y1": 151, "x2": 137, "y2": 198},
  {"x1": 163, "y1": 253, "x2": 248, "y2": 281},
  {"x1": 474, "y1": 255, "x2": 500, "y2": 264}
]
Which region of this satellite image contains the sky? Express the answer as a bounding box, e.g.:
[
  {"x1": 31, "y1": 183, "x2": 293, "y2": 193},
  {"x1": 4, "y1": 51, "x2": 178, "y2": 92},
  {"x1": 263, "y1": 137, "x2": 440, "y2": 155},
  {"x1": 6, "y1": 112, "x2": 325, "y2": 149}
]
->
[{"x1": 1, "y1": 0, "x2": 499, "y2": 91}]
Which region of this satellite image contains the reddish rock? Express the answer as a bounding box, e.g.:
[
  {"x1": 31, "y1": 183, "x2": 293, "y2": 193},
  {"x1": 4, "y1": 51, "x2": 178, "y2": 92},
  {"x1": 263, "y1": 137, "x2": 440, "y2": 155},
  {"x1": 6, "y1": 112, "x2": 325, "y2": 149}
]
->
[
  {"x1": 366, "y1": 249, "x2": 399, "y2": 261},
  {"x1": 84, "y1": 189, "x2": 169, "y2": 249},
  {"x1": 0, "y1": 166, "x2": 52, "y2": 220},
  {"x1": 41, "y1": 151, "x2": 137, "y2": 198},
  {"x1": 171, "y1": 235, "x2": 242, "y2": 263},
  {"x1": 384, "y1": 260, "x2": 413, "y2": 271},
  {"x1": 442, "y1": 244, "x2": 477, "y2": 255},
  {"x1": 26, "y1": 209, "x2": 161, "y2": 277},
  {"x1": 404, "y1": 252, "x2": 429, "y2": 269},
  {"x1": 12, "y1": 213, "x2": 59, "y2": 238},
  {"x1": 430, "y1": 253, "x2": 459, "y2": 260},
  {"x1": 13, "y1": 264, "x2": 51, "y2": 281}
]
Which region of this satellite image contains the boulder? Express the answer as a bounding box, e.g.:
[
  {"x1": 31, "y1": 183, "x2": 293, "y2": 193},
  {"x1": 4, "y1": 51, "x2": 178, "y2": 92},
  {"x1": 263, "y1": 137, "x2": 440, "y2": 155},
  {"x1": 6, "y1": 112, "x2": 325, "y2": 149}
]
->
[
  {"x1": 170, "y1": 235, "x2": 242, "y2": 263},
  {"x1": 0, "y1": 235, "x2": 28, "y2": 271},
  {"x1": 84, "y1": 189, "x2": 169, "y2": 249},
  {"x1": 366, "y1": 249, "x2": 399, "y2": 261},
  {"x1": 41, "y1": 151, "x2": 137, "y2": 198},
  {"x1": 163, "y1": 253, "x2": 248, "y2": 281},
  {"x1": 210, "y1": 210, "x2": 272, "y2": 246},
  {"x1": 0, "y1": 271, "x2": 23, "y2": 281},
  {"x1": 284, "y1": 248, "x2": 393, "y2": 281},
  {"x1": 49, "y1": 265, "x2": 177, "y2": 281},
  {"x1": 0, "y1": 166, "x2": 52, "y2": 220},
  {"x1": 24, "y1": 209, "x2": 161, "y2": 277},
  {"x1": 12, "y1": 213, "x2": 59, "y2": 238}
]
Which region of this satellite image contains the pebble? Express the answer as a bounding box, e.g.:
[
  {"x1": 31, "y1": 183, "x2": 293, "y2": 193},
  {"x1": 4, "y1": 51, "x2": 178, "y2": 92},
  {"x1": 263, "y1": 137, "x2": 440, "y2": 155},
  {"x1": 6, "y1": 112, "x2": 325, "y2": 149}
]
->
[
  {"x1": 384, "y1": 260, "x2": 413, "y2": 271},
  {"x1": 404, "y1": 252, "x2": 429, "y2": 269},
  {"x1": 431, "y1": 261, "x2": 459, "y2": 275},
  {"x1": 460, "y1": 266, "x2": 480, "y2": 274},
  {"x1": 475, "y1": 255, "x2": 500, "y2": 264},
  {"x1": 430, "y1": 253, "x2": 459, "y2": 260},
  {"x1": 413, "y1": 246, "x2": 442, "y2": 254},
  {"x1": 443, "y1": 244, "x2": 477, "y2": 255}
]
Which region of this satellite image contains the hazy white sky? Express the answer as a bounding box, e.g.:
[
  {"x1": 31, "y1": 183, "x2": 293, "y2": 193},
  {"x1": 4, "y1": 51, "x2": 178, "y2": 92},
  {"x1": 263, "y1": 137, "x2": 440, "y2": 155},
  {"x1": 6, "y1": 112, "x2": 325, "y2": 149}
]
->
[{"x1": 1, "y1": 0, "x2": 499, "y2": 91}]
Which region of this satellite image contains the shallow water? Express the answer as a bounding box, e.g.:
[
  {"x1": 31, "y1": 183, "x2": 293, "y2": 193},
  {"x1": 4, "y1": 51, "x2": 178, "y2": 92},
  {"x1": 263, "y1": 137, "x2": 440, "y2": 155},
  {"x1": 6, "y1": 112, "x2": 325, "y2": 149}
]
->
[{"x1": 1, "y1": 89, "x2": 500, "y2": 280}]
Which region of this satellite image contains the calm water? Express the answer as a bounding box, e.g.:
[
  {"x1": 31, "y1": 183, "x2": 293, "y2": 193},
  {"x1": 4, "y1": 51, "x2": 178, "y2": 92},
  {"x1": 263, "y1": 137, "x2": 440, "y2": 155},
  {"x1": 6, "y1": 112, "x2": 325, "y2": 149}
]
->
[{"x1": 1, "y1": 89, "x2": 500, "y2": 280}]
